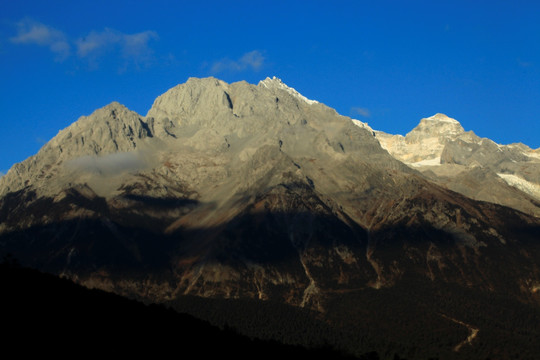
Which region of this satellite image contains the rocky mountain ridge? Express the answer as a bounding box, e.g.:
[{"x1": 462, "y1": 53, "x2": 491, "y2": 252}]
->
[{"x1": 1, "y1": 77, "x2": 539, "y2": 358}]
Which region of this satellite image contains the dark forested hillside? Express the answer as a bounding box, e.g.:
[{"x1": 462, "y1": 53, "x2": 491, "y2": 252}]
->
[
  {"x1": 0, "y1": 261, "x2": 358, "y2": 359},
  {"x1": 168, "y1": 278, "x2": 540, "y2": 360}
]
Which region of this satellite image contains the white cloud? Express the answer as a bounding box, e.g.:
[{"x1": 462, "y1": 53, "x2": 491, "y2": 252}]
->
[
  {"x1": 10, "y1": 19, "x2": 70, "y2": 61},
  {"x1": 351, "y1": 107, "x2": 371, "y2": 118},
  {"x1": 66, "y1": 151, "x2": 152, "y2": 176},
  {"x1": 75, "y1": 28, "x2": 120, "y2": 57},
  {"x1": 75, "y1": 28, "x2": 158, "y2": 71},
  {"x1": 9, "y1": 19, "x2": 158, "y2": 69},
  {"x1": 0, "y1": 171, "x2": 5, "y2": 178},
  {"x1": 517, "y1": 58, "x2": 533, "y2": 68},
  {"x1": 76, "y1": 28, "x2": 158, "y2": 60},
  {"x1": 122, "y1": 31, "x2": 159, "y2": 58},
  {"x1": 211, "y1": 50, "x2": 265, "y2": 73}
]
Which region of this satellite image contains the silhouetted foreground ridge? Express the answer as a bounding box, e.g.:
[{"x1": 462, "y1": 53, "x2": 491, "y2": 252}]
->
[{"x1": 1, "y1": 262, "x2": 359, "y2": 359}]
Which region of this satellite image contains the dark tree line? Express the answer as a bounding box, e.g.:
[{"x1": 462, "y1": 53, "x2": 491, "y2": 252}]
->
[
  {"x1": 3, "y1": 258, "x2": 539, "y2": 359},
  {"x1": 0, "y1": 262, "x2": 357, "y2": 359}
]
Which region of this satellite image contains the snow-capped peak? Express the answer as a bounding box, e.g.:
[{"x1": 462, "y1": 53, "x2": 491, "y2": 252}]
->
[
  {"x1": 425, "y1": 113, "x2": 460, "y2": 124},
  {"x1": 259, "y1": 76, "x2": 318, "y2": 105}
]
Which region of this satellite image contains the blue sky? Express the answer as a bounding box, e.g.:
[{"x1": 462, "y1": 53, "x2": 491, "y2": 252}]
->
[{"x1": 1, "y1": 0, "x2": 539, "y2": 174}]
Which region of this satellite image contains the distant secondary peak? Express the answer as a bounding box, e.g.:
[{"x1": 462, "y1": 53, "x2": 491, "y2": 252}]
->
[
  {"x1": 88, "y1": 102, "x2": 139, "y2": 121},
  {"x1": 186, "y1": 76, "x2": 227, "y2": 86},
  {"x1": 258, "y1": 76, "x2": 318, "y2": 105},
  {"x1": 424, "y1": 113, "x2": 460, "y2": 124},
  {"x1": 102, "y1": 101, "x2": 129, "y2": 112},
  {"x1": 409, "y1": 113, "x2": 465, "y2": 138}
]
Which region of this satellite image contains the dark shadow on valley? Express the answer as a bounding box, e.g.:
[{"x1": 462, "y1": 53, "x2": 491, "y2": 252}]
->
[
  {"x1": 1, "y1": 197, "x2": 539, "y2": 295},
  {"x1": 122, "y1": 193, "x2": 199, "y2": 208},
  {"x1": 1, "y1": 189, "x2": 540, "y2": 359},
  {"x1": 0, "y1": 262, "x2": 360, "y2": 359}
]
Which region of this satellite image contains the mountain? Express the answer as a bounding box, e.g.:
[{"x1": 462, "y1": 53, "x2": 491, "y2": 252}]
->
[
  {"x1": 1, "y1": 77, "x2": 539, "y2": 359},
  {"x1": 371, "y1": 113, "x2": 540, "y2": 217}
]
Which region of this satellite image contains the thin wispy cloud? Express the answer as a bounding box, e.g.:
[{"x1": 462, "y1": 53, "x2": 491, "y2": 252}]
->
[
  {"x1": 10, "y1": 19, "x2": 70, "y2": 61},
  {"x1": 9, "y1": 19, "x2": 158, "y2": 70},
  {"x1": 351, "y1": 107, "x2": 371, "y2": 118},
  {"x1": 76, "y1": 28, "x2": 120, "y2": 57},
  {"x1": 517, "y1": 58, "x2": 533, "y2": 68},
  {"x1": 76, "y1": 28, "x2": 158, "y2": 63},
  {"x1": 211, "y1": 50, "x2": 265, "y2": 73},
  {"x1": 66, "y1": 151, "x2": 152, "y2": 176}
]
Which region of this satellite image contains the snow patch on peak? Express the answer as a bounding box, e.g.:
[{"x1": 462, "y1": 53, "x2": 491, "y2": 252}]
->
[
  {"x1": 425, "y1": 113, "x2": 460, "y2": 124},
  {"x1": 497, "y1": 173, "x2": 540, "y2": 200},
  {"x1": 259, "y1": 76, "x2": 318, "y2": 105},
  {"x1": 351, "y1": 119, "x2": 375, "y2": 133},
  {"x1": 408, "y1": 157, "x2": 442, "y2": 167},
  {"x1": 259, "y1": 76, "x2": 284, "y2": 87}
]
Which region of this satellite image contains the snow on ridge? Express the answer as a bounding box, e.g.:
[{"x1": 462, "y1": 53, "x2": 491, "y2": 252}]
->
[
  {"x1": 527, "y1": 152, "x2": 540, "y2": 160},
  {"x1": 259, "y1": 76, "x2": 318, "y2": 105},
  {"x1": 425, "y1": 113, "x2": 460, "y2": 124},
  {"x1": 351, "y1": 119, "x2": 374, "y2": 131},
  {"x1": 408, "y1": 157, "x2": 442, "y2": 167},
  {"x1": 351, "y1": 119, "x2": 377, "y2": 137},
  {"x1": 497, "y1": 173, "x2": 540, "y2": 200}
]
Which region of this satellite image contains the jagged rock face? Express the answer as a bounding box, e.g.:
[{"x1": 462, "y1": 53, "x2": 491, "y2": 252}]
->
[
  {"x1": 0, "y1": 102, "x2": 153, "y2": 197},
  {"x1": 1, "y1": 77, "x2": 540, "y2": 312},
  {"x1": 441, "y1": 137, "x2": 531, "y2": 167},
  {"x1": 370, "y1": 113, "x2": 540, "y2": 217}
]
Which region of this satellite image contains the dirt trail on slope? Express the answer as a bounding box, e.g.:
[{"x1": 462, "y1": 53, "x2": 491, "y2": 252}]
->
[{"x1": 440, "y1": 314, "x2": 479, "y2": 352}]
